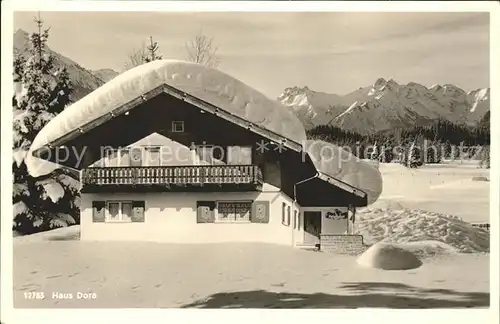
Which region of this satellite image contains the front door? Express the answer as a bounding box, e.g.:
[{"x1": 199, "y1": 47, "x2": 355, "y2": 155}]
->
[{"x1": 303, "y1": 211, "x2": 322, "y2": 245}]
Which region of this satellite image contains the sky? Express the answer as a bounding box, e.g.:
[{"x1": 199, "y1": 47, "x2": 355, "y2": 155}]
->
[{"x1": 13, "y1": 11, "x2": 490, "y2": 98}]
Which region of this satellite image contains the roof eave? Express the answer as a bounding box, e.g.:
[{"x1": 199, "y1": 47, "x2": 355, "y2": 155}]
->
[{"x1": 317, "y1": 172, "x2": 367, "y2": 199}]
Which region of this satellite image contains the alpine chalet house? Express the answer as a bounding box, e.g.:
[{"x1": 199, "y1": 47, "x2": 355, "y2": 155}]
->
[{"x1": 26, "y1": 60, "x2": 382, "y2": 250}]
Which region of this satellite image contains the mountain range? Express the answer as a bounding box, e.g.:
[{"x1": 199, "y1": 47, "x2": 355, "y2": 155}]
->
[
  {"x1": 278, "y1": 79, "x2": 490, "y2": 134},
  {"x1": 13, "y1": 29, "x2": 116, "y2": 101},
  {"x1": 14, "y1": 29, "x2": 489, "y2": 134}
]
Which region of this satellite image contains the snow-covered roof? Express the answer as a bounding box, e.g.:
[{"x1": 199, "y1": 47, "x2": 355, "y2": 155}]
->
[
  {"x1": 26, "y1": 60, "x2": 306, "y2": 177},
  {"x1": 305, "y1": 140, "x2": 383, "y2": 205}
]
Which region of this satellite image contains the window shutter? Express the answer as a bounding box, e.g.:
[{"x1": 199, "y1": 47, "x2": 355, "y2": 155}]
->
[
  {"x1": 92, "y1": 201, "x2": 106, "y2": 222},
  {"x1": 131, "y1": 201, "x2": 145, "y2": 222},
  {"x1": 197, "y1": 201, "x2": 215, "y2": 223},
  {"x1": 251, "y1": 201, "x2": 269, "y2": 223}
]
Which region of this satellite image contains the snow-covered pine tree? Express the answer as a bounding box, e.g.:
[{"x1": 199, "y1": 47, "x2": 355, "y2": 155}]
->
[
  {"x1": 479, "y1": 145, "x2": 490, "y2": 169},
  {"x1": 424, "y1": 139, "x2": 442, "y2": 164},
  {"x1": 13, "y1": 15, "x2": 80, "y2": 235},
  {"x1": 370, "y1": 141, "x2": 379, "y2": 161},
  {"x1": 405, "y1": 137, "x2": 424, "y2": 168}
]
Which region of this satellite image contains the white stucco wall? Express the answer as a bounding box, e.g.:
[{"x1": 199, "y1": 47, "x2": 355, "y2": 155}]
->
[{"x1": 80, "y1": 184, "x2": 301, "y2": 245}]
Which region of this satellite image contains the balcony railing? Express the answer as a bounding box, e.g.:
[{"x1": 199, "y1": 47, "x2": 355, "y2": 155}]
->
[{"x1": 81, "y1": 165, "x2": 263, "y2": 191}]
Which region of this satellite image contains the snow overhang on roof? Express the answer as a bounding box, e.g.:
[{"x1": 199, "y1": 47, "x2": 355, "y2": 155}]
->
[
  {"x1": 25, "y1": 59, "x2": 307, "y2": 177},
  {"x1": 304, "y1": 140, "x2": 383, "y2": 206}
]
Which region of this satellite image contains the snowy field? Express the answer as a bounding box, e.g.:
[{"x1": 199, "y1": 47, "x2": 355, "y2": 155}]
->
[
  {"x1": 14, "y1": 242, "x2": 489, "y2": 308},
  {"x1": 373, "y1": 162, "x2": 490, "y2": 223},
  {"x1": 13, "y1": 162, "x2": 490, "y2": 308}
]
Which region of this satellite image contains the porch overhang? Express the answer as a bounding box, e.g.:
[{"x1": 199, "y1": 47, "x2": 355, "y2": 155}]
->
[{"x1": 295, "y1": 171, "x2": 368, "y2": 207}]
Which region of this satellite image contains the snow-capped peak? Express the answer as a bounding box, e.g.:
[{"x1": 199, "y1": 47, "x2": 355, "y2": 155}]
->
[
  {"x1": 373, "y1": 77, "x2": 387, "y2": 89},
  {"x1": 468, "y1": 88, "x2": 490, "y2": 114},
  {"x1": 368, "y1": 77, "x2": 400, "y2": 95},
  {"x1": 468, "y1": 87, "x2": 489, "y2": 100},
  {"x1": 278, "y1": 86, "x2": 313, "y2": 106},
  {"x1": 430, "y1": 84, "x2": 443, "y2": 91},
  {"x1": 442, "y1": 84, "x2": 466, "y2": 97}
]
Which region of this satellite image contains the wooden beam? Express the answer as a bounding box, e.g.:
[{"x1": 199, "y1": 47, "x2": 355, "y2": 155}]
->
[{"x1": 317, "y1": 172, "x2": 366, "y2": 198}]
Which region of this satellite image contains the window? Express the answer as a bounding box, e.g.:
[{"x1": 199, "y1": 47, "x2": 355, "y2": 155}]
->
[
  {"x1": 216, "y1": 201, "x2": 252, "y2": 222},
  {"x1": 106, "y1": 201, "x2": 133, "y2": 222},
  {"x1": 172, "y1": 121, "x2": 185, "y2": 133},
  {"x1": 104, "y1": 148, "x2": 130, "y2": 167},
  {"x1": 129, "y1": 147, "x2": 143, "y2": 167},
  {"x1": 294, "y1": 210, "x2": 298, "y2": 229},
  {"x1": 144, "y1": 146, "x2": 161, "y2": 166},
  {"x1": 227, "y1": 146, "x2": 252, "y2": 165},
  {"x1": 196, "y1": 145, "x2": 224, "y2": 164}
]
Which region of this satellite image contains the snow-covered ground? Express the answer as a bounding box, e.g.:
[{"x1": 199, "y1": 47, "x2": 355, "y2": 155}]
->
[
  {"x1": 373, "y1": 162, "x2": 490, "y2": 223},
  {"x1": 13, "y1": 162, "x2": 490, "y2": 308},
  {"x1": 14, "y1": 242, "x2": 489, "y2": 308}
]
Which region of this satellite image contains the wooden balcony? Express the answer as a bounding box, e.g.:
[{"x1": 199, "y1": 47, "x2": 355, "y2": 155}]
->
[{"x1": 80, "y1": 165, "x2": 263, "y2": 193}]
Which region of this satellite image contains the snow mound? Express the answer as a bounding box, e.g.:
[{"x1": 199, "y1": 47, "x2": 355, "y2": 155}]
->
[
  {"x1": 357, "y1": 242, "x2": 422, "y2": 270},
  {"x1": 14, "y1": 225, "x2": 81, "y2": 244},
  {"x1": 26, "y1": 60, "x2": 306, "y2": 177},
  {"x1": 355, "y1": 208, "x2": 490, "y2": 253},
  {"x1": 306, "y1": 140, "x2": 383, "y2": 205}
]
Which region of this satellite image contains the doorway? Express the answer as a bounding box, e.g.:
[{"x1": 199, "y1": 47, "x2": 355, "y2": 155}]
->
[{"x1": 303, "y1": 211, "x2": 322, "y2": 245}]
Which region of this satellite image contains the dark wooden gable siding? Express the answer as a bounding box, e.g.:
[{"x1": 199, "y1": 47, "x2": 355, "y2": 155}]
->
[{"x1": 295, "y1": 177, "x2": 367, "y2": 207}]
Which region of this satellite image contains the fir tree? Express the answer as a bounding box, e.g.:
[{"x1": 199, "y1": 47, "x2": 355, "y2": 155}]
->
[
  {"x1": 479, "y1": 145, "x2": 490, "y2": 169},
  {"x1": 143, "y1": 36, "x2": 163, "y2": 63},
  {"x1": 13, "y1": 14, "x2": 80, "y2": 235},
  {"x1": 370, "y1": 141, "x2": 379, "y2": 161},
  {"x1": 124, "y1": 36, "x2": 162, "y2": 70}
]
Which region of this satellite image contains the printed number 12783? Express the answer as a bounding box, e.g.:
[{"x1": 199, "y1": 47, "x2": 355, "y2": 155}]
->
[{"x1": 24, "y1": 292, "x2": 45, "y2": 299}]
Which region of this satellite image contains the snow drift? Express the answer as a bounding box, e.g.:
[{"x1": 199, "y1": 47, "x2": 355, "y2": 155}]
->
[
  {"x1": 355, "y1": 208, "x2": 490, "y2": 253},
  {"x1": 14, "y1": 225, "x2": 81, "y2": 244},
  {"x1": 305, "y1": 140, "x2": 383, "y2": 205},
  {"x1": 357, "y1": 242, "x2": 422, "y2": 270}
]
